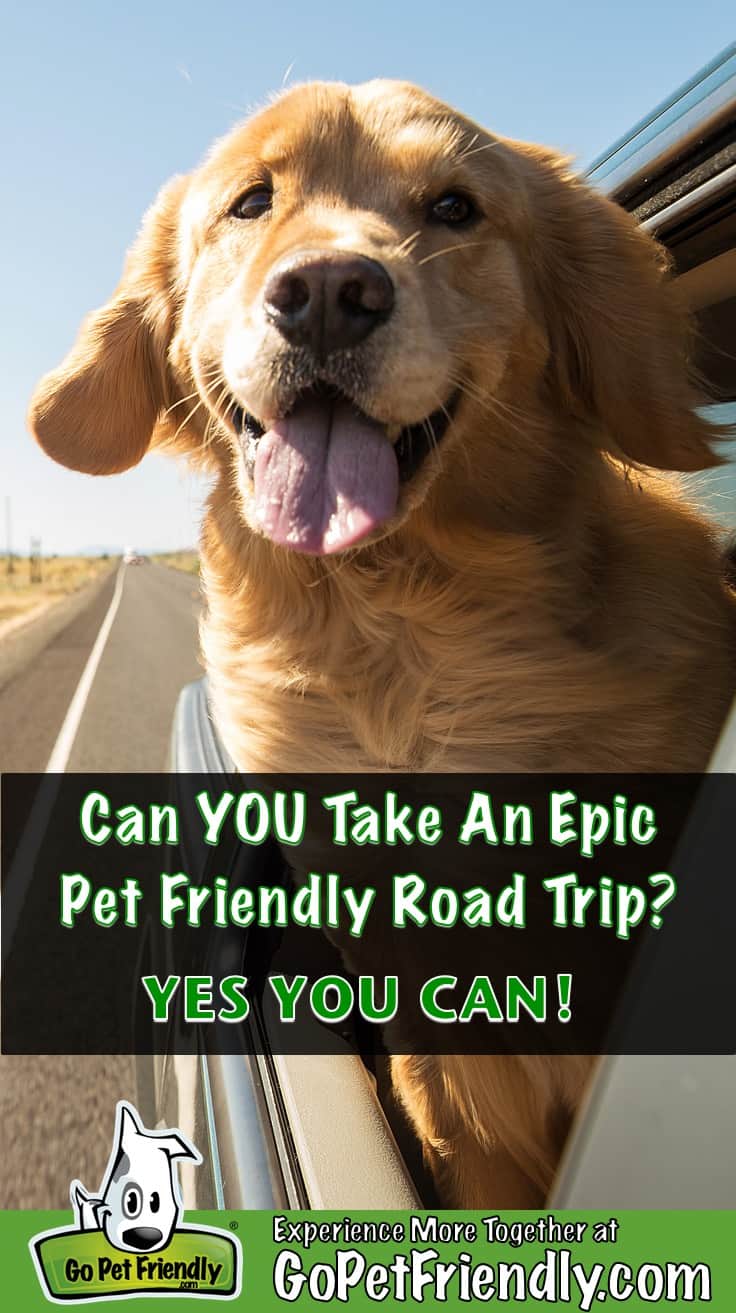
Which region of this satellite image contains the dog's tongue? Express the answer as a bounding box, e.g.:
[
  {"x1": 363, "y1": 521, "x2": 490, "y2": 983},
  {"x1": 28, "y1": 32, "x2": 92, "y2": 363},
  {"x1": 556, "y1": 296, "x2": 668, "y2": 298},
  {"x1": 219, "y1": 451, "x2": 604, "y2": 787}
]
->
[{"x1": 253, "y1": 396, "x2": 399, "y2": 554}]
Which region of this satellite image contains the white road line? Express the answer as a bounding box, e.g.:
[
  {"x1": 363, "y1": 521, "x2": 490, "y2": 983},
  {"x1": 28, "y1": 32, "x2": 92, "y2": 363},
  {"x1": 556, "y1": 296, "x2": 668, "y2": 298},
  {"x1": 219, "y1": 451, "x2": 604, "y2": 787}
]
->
[
  {"x1": 45, "y1": 564, "x2": 126, "y2": 773},
  {"x1": 2, "y1": 565, "x2": 127, "y2": 955}
]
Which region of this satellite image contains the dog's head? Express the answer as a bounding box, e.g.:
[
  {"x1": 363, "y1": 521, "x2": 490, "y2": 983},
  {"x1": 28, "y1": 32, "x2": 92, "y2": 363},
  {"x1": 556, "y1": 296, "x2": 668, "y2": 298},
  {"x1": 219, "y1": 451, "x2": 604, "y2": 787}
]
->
[
  {"x1": 29, "y1": 79, "x2": 721, "y2": 556},
  {"x1": 90, "y1": 1103, "x2": 199, "y2": 1254}
]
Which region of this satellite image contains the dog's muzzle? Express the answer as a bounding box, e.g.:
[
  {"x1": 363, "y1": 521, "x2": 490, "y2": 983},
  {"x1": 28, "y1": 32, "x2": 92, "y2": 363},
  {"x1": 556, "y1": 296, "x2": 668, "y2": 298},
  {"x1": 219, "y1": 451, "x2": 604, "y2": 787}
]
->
[{"x1": 229, "y1": 384, "x2": 460, "y2": 555}]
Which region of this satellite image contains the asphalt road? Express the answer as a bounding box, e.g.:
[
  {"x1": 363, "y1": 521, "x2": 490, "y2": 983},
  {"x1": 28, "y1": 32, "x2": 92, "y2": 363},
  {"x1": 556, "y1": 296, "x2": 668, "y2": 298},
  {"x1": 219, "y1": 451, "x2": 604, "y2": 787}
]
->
[
  {"x1": 0, "y1": 562, "x2": 202, "y2": 1207},
  {"x1": 0, "y1": 562, "x2": 202, "y2": 773}
]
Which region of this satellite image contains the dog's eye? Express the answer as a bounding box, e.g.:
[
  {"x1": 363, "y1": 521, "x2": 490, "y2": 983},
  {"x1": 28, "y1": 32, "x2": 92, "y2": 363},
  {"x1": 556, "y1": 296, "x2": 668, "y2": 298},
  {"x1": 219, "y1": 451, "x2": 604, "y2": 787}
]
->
[
  {"x1": 428, "y1": 192, "x2": 477, "y2": 226},
  {"x1": 122, "y1": 1184, "x2": 143, "y2": 1219},
  {"x1": 149, "y1": 1191, "x2": 160, "y2": 1213},
  {"x1": 231, "y1": 186, "x2": 273, "y2": 220}
]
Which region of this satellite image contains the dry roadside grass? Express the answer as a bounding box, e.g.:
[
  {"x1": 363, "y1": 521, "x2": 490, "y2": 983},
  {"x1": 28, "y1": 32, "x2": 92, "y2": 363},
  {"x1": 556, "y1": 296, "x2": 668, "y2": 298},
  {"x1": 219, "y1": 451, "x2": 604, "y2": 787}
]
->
[
  {"x1": 152, "y1": 550, "x2": 200, "y2": 575},
  {"x1": 0, "y1": 555, "x2": 114, "y2": 627}
]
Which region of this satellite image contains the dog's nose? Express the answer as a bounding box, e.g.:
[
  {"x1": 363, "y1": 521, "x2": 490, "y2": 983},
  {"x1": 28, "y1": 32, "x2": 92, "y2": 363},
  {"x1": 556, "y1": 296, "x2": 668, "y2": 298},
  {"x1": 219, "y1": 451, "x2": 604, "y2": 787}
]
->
[
  {"x1": 263, "y1": 252, "x2": 394, "y2": 355},
  {"x1": 122, "y1": 1227, "x2": 164, "y2": 1251}
]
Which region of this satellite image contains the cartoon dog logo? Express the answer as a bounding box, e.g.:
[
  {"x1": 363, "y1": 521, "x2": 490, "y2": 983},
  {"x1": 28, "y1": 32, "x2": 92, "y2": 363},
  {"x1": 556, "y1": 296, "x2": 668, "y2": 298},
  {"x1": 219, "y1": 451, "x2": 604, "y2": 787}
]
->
[
  {"x1": 31, "y1": 1100, "x2": 241, "y2": 1302},
  {"x1": 70, "y1": 1101, "x2": 201, "y2": 1254}
]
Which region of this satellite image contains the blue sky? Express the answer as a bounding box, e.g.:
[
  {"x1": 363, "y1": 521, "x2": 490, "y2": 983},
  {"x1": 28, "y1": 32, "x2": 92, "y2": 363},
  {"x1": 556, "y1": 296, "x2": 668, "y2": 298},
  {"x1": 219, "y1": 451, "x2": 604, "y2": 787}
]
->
[{"x1": 3, "y1": 0, "x2": 734, "y2": 554}]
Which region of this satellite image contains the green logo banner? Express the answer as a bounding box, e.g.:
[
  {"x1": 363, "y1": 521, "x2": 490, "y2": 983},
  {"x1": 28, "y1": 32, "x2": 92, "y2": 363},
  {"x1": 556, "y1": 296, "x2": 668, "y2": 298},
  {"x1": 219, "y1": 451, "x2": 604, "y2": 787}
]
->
[
  {"x1": 5, "y1": 1208, "x2": 734, "y2": 1309},
  {"x1": 32, "y1": 1224, "x2": 239, "y2": 1301}
]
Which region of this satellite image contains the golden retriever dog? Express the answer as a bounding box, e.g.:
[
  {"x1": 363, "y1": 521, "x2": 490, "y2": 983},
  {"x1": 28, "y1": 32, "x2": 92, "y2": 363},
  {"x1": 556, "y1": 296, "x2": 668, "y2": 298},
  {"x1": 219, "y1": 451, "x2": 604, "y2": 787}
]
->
[{"x1": 30, "y1": 80, "x2": 736, "y2": 1207}]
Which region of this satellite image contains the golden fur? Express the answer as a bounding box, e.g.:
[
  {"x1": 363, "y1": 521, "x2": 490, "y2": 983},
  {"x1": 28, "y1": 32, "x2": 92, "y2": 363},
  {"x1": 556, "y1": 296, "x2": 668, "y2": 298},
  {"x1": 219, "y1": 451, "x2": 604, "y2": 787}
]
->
[{"x1": 29, "y1": 79, "x2": 736, "y2": 1207}]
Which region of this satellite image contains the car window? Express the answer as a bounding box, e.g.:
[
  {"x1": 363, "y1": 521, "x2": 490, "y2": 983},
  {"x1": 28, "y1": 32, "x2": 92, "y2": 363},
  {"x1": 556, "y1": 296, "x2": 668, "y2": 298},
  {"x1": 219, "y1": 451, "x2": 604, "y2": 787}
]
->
[{"x1": 673, "y1": 221, "x2": 736, "y2": 528}]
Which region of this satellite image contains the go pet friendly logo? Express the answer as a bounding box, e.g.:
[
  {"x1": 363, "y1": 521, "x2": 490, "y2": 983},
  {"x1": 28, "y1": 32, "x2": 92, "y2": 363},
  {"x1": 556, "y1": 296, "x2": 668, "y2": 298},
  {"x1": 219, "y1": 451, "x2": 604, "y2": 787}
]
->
[{"x1": 30, "y1": 1101, "x2": 242, "y2": 1302}]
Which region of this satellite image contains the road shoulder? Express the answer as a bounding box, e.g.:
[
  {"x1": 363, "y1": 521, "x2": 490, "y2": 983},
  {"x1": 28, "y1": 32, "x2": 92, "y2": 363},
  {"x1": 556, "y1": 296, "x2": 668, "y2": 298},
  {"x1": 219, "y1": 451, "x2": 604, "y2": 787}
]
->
[{"x1": 0, "y1": 566, "x2": 117, "y2": 694}]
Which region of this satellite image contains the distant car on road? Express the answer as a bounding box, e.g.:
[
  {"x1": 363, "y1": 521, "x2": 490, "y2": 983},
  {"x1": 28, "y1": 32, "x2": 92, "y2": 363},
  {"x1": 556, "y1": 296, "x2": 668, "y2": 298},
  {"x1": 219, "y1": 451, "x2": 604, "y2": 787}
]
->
[{"x1": 123, "y1": 548, "x2": 147, "y2": 565}]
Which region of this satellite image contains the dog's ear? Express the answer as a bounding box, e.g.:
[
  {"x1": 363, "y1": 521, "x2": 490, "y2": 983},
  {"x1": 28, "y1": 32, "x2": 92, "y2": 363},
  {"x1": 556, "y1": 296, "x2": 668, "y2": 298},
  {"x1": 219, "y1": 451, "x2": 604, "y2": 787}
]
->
[
  {"x1": 519, "y1": 146, "x2": 721, "y2": 472},
  {"x1": 28, "y1": 175, "x2": 188, "y2": 475},
  {"x1": 118, "y1": 1101, "x2": 146, "y2": 1152},
  {"x1": 156, "y1": 1133, "x2": 202, "y2": 1165}
]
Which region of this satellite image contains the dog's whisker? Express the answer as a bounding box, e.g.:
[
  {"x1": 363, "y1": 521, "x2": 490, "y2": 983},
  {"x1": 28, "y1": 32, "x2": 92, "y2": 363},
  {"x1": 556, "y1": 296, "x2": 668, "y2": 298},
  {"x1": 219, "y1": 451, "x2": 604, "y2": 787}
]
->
[
  {"x1": 416, "y1": 241, "x2": 486, "y2": 267},
  {"x1": 162, "y1": 389, "x2": 203, "y2": 419},
  {"x1": 201, "y1": 370, "x2": 228, "y2": 396},
  {"x1": 456, "y1": 388, "x2": 530, "y2": 440},
  {"x1": 189, "y1": 370, "x2": 241, "y2": 444},
  {"x1": 430, "y1": 384, "x2": 473, "y2": 479},
  {"x1": 430, "y1": 389, "x2": 454, "y2": 432},
  {"x1": 443, "y1": 354, "x2": 526, "y2": 418},
  {"x1": 307, "y1": 550, "x2": 357, "y2": 587},
  {"x1": 201, "y1": 380, "x2": 236, "y2": 445},
  {"x1": 458, "y1": 131, "x2": 479, "y2": 159},
  {"x1": 396, "y1": 228, "x2": 422, "y2": 257},
  {"x1": 456, "y1": 138, "x2": 503, "y2": 163},
  {"x1": 171, "y1": 398, "x2": 205, "y2": 444},
  {"x1": 444, "y1": 371, "x2": 536, "y2": 446},
  {"x1": 162, "y1": 363, "x2": 225, "y2": 423},
  {"x1": 421, "y1": 413, "x2": 441, "y2": 461}
]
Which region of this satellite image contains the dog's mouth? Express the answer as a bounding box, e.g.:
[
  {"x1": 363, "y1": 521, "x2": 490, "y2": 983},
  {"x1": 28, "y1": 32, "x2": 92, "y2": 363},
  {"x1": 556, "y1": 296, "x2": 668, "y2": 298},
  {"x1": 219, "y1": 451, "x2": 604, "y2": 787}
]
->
[{"x1": 228, "y1": 384, "x2": 459, "y2": 555}]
